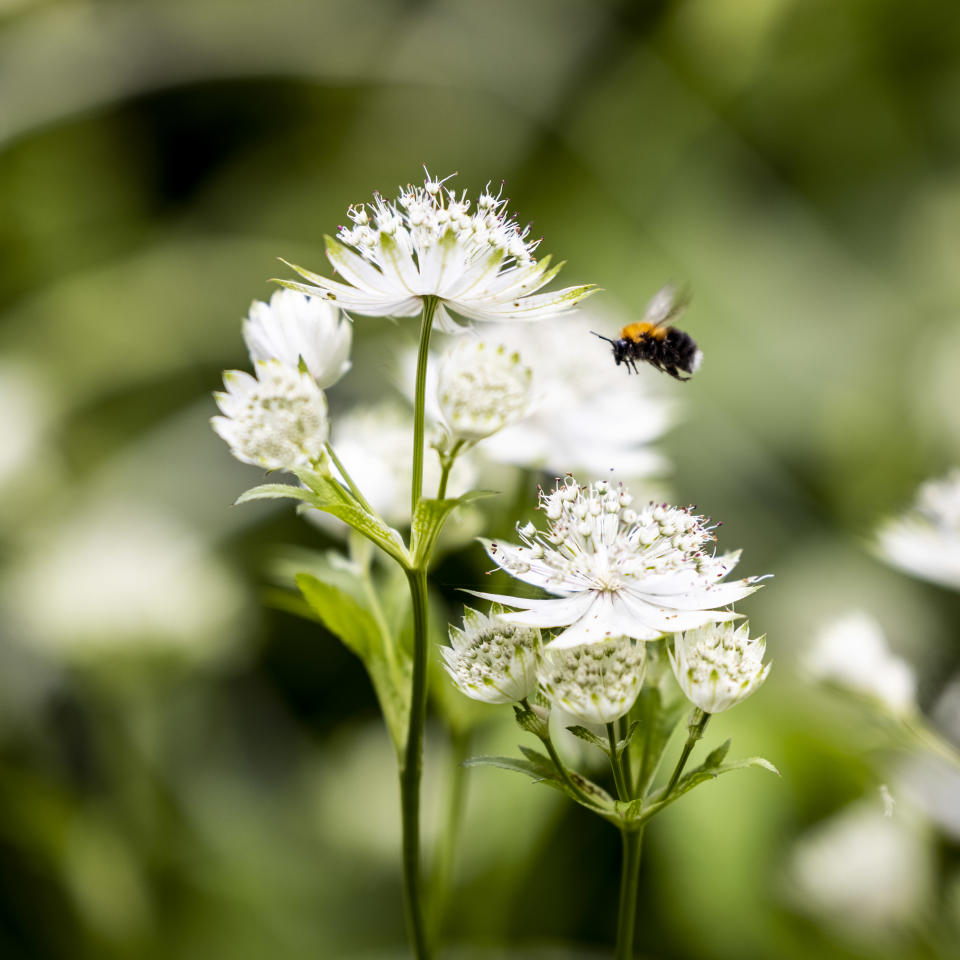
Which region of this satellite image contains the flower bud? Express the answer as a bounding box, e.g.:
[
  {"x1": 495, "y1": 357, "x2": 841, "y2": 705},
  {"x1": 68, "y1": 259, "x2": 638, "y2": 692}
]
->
[
  {"x1": 243, "y1": 289, "x2": 352, "y2": 389},
  {"x1": 539, "y1": 636, "x2": 645, "y2": 725},
  {"x1": 442, "y1": 606, "x2": 540, "y2": 704},
  {"x1": 669, "y1": 621, "x2": 769, "y2": 713},
  {"x1": 437, "y1": 340, "x2": 532, "y2": 442}
]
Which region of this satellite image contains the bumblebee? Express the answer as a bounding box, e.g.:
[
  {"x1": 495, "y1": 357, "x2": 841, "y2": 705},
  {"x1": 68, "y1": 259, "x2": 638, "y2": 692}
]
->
[{"x1": 594, "y1": 285, "x2": 702, "y2": 381}]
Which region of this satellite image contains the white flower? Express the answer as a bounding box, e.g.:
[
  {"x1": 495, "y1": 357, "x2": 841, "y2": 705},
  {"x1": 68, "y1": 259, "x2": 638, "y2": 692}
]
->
[
  {"x1": 804, "y1": 612, "x2": 916, "y2": 715},
  {"x1": 441, "y1": 606, "x2": 540, "y2": 704},
  {"x1": 876, "y1": 469, "x2": 960, "y2": 590},
  {"x1": 669, "y1": 621, "x2": 770, "y2": 713},
  {"x1": 539, "y1": 636, "x2": 646, "y2": 725},
  {"x1": 3, "y1": 502, "x2": 244, "y2": 661},
  {"x1": 278, "y1": 171, "x2": 596, "y2": 333},
  {"x1": 243, "y1": 288, "x2": 352, "y2": 388},
  {"x1": 317, "y1": 401, "x2": 477, "y2": 528},
  {"x1": 787, "y1": 799, "x2": 931, "y2": 941},
  {"x1": 437, "y1": 340, "x2": 532, "y2": 442},
  {"x1": 472, "y1": 477, "x2": 767, "y2": 649},
  {"x1": 474, "y1": 307, "x2": 676, "y2": 477},
  {"x1": 211, "y1": 359, "x2": 329, "y2": 471}
]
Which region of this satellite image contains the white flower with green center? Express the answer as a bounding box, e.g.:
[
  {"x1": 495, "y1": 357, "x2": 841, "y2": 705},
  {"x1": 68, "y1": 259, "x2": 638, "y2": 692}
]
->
[
  {"x1": 669, "y1": 621, "x2": 770, "y2": 713},
  {"x1": 211, "y1": 359, "x2": 328, "y2": 471},
  {"x1": 442, "y1": 605, "x2": 540, "y2": 704},
  {"x1": 243, "y1": 288, "x2": 352, "y2": 389},
  {"x1": 805, "y1": 612, "x2": 916, "y2": 715},
  {"x1": 277, "y1": 171, "x2": 597, "y2": 333},
  {"x1": 875, "y1": 469, "x2": 960, "y2": 590},
  {"x1": 539, "y1": 636, "x2": 646, "y2": 725},
  {"x1": 472, "y1": 477, "x2": 766, "y2": 649},
  {"x1": 437, "y1": 339, "x2": 533, "y2": 442}
]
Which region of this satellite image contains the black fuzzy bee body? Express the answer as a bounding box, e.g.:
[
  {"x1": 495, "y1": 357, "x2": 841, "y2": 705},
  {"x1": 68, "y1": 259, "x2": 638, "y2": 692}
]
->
[{"x1": 594, "y1": 286, "x2": 702, "y2": 381}]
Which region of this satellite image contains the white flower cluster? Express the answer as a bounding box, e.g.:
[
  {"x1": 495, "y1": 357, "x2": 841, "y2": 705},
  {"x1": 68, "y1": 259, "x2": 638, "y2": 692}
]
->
[
  {"x1": 437, "y1": 340, "x2": 533, "y2": 443},
  {"x1": 212, "y1": 361, "x2": 329, "y2": 471},
  {"x1": 442, "y1": 606, "x2": 540, "y2": 704},
  {"x1": 669, "y1": 621, "x2": 769, "y2": 713},
  {"x1": 473, "y1": 476, "x2": 766, "y2": 648},
  {"x1": 280, "y1": 171, "x2": 596, "y2": 333},
  {"x1": 805, "y1": 612, "x2": 916, "y2": 715},
  {"x1": 213, "y1": 289, "x2": 350, "y2": 473},
  {"x1": 540, "y1": 636, "x2": 646, "y2": 725},
  {"x1": 876, "y1": 469, "x2": 960, "y2": 590}
]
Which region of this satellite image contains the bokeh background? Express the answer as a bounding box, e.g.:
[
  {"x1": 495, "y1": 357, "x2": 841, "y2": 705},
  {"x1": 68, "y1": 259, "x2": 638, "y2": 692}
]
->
[{"x1": 2, "y1": 0, "x2": 960, "y2": 957}]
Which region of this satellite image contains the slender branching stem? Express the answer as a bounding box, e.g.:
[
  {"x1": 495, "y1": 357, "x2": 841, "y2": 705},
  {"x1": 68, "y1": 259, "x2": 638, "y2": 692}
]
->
[
  {"x1": 607, "y1": 722, "x2": 630, "y2": 801},
  {"x1": 437, "y1": 439, "x2": 465, "y2": 500},
  {"x1": 401, "y1": 567, "x2": 432, "y2": 960},
  {"x1": 411, "y1": 296, "x2": 439, "y2": 516},
  {"x1": 618, "y1": 714, "x2": 633, "y2": 796},
  {"x1": 664, "y1": 708, "x2": 710, "y2": 797},
  {"x1": 324, "y1": 441, "x2": 376, "y2": 514},
  {"x1": 614, "y1": 826, "x2": 644, "y2": 960}
]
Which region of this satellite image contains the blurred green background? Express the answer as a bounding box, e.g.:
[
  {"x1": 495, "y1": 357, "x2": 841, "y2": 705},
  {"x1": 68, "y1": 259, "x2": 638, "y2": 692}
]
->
[{"x1": 1, "y1": 0, "x2": 959, "y2": 957}]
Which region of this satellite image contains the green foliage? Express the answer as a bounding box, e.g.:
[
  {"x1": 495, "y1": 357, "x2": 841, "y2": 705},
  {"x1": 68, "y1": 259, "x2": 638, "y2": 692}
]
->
[
  {"x1": 632, "y1": 684, "x2": 690, "y2": 796},
  {"x1": 409, "y1": 490, "x2": 496, "y2": 569},
  {"x1": 296, "y1": 573, "x2": 410, "y2": 755}
]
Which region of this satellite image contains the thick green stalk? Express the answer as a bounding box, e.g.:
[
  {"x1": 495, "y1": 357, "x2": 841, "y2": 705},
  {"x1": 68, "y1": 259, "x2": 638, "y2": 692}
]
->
[
  {"x1": 436, "y1": 439, "x2": 465, "y2": 500},
  {"x1": 607, "y1": 722, "x2": 629, "y2": 801},
  {"x1": 411, "y1": 296, "x2": 439, "y2": 515},
  {"x1": 614, "y1": 826, "x2": 644, "y2": 960},
  {"x1": 401, "y1": 568, "x2": 432, "y2": 960}
]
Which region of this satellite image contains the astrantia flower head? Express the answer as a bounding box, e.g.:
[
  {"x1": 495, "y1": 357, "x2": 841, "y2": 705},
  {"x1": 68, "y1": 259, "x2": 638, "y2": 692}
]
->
[
  {"x1": 876, "y1": 469, "x2": 960, "y2": 590},
  {"x1": 278, "y1": 170, "x2": 596, "y2": 333},
  {"x1": 442, "y1": 605, "x2": 540, "y2": 704},
  {"x1": 539, "y1": 636, "x2": 646, "y2": 725},
  {"x1": 211, "y1": 360, "x2": 328, "y2": 471},
  {"x1": 669, "y1": 621, "x2": 770, "y2": 713},
  {"x1": 473, "y1": 477, "x2": 767, "y2": 649},
  {"x1": 437, "y1": 340, "x2": 532, "y2": 442},
  {"x1": 805, "y1": 612, "x2": 916, "y2": 715},
  {"x1": 243, "y1": 288, "x2": 352, "y2": 389}
]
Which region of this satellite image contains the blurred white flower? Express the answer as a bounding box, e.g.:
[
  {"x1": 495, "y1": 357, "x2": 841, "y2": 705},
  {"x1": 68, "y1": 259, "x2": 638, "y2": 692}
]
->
[
  {"x1": 243, "y1": 288, "x2": 352, "y2": 388},
  {"x1": 212, "y1": 360, "x2": 329, "y2": 471},
  {"x1": 437, "y1": 340, "x2": 532, "y2": 443},
  {"x1": 3, "y1": 503, "x2": 244, "y2": 660},
  {"x1": 805, "y1": 611, "x2": 916, "y2": 715},
  {"x1": 278, "y1": 171, "x2": 596, "y2": 332},
  {"x1": 479, "y1": 309, "x2": 675, "y2": 477},
  {"x1": 787, "y1": 799, "x2": 931, "y2": 942},
  {"x1": 539, "y1": 636, "x2": 646, "y2": 725},
  {"x1": 442, "y1": 606, "x2": 540, "y2": 704},
  {"x1": 473, "y1": 477, "x2": 766, "y2": 649},
  {"x1": 320, "y1": 401, "x2": 477, "y2": 528},
  {"x1": 669, "y1": 621, "x2": 769, "y2": 713},
  {"x1": 0, "y1": 360, "x2": 52, "y2": 490},
  {"x1": 876, "y1": 469, "x2": 960, "y2": 590}
]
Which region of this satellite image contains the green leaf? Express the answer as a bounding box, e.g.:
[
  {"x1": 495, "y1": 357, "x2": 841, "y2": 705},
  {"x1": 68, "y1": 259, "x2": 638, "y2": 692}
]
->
[
  {"x1": 236, "y1": 483, "x2": 319, "y2": 506},
  {"x1": 410, "y1": 490, "x2": 497, "y2": 568},
  {"x1": 566, "y1": 725, "x2": 609, "y2": 753},
  {"x1": 463, "y1": 754, "x2": 558, "y2": 781},
  {"x1": 296, "y1": 574, "x2": 410, "y2": 754},
  {"x1": 632, "y1": 685, "x2": 690, "y2": 796}
]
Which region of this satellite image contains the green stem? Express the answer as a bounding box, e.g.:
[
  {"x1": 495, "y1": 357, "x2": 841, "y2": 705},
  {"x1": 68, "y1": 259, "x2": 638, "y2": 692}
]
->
[
  {"x1": 614, "y1": 826, "x2": 644, "y2": 960},
  {"x1": 618, "y1": 715, "x2": 633, "y2": 797},
  {"x1": 430, "y1": 728, "x2": 471, "y2": 941},
  {"x1": 325, "y1": 441, "x2": 375, "y2": 514},
  {"x1": 664, "y1": 709, "x2": 710, "y2": 797},
  {"x1": 401, "y1": 568, "x2": 432, "y2": 960},
  {"x1": 437, "y1": 439, "x2": 465, "y2": 500},
  {"x1": 607, "y1": 722, "x2": 630, "y2": 801},
  {"x1": 411, "y1": 296, "x2": 439, "y2": 516}
]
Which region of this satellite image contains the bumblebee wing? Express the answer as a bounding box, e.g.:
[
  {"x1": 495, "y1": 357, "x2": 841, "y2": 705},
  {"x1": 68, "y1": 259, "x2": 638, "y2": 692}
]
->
[{"x1": 644, "y1": 283, "x2": 691, "y2": 331}]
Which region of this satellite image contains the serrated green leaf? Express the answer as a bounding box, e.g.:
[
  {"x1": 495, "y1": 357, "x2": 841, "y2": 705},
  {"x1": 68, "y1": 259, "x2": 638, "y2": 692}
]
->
[
  {"x1": 236, "y1": 483, "x2": 319, "y2": 506},
  {"x1": 702, "y1": 739, "x2": 732, "y2": 770},
  {"x1": 566, "y1": 725, "x2": 609, "y2": 753},
  {"x1": 463, "y1": 754, "x2": 558, "y2": 780},
  {"x1": 410, "y1": 490, "x2": 497, "y2": 568},
  {"x1": 296, "y1": 574, "x2": 410, "y2": 754}
]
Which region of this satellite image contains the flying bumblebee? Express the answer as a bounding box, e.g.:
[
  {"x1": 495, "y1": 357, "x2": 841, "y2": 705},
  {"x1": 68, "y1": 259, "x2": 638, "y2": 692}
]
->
[{"x1": 593, "y1": 285, "x2": 702, "y2": 381}]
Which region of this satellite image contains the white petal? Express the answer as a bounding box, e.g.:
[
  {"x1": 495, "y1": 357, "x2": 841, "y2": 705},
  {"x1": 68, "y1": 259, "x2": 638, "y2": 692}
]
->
[
  {"x1": 465, "y1": 590, "x2": 593, "y2": 626},
  {"x1": 324, "y1": 237, "x2": 407, "y2": 296}
]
